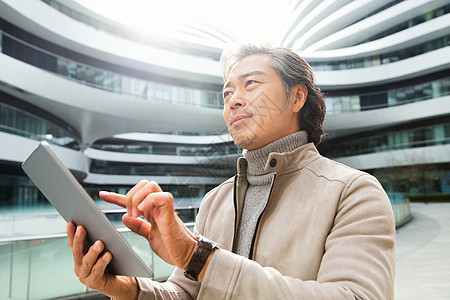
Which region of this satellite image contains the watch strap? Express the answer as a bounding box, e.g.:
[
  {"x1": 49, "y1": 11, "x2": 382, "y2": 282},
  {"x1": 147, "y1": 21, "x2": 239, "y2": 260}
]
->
[{"x1": 184, "y1": 235, "x2": 219, "y2": 281}]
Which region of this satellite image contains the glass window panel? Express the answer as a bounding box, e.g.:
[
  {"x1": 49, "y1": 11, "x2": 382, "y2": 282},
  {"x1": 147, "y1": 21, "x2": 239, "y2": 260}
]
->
[
  {"x1": 56, "y1": 59, "x2": 67, "y2": 75},
  {"x1": 139, "y1": 80, "x2": 148, "y2": 98},
  {"x1": 60, "y1": 5, "x2": 70, "y2": 15},
  {"x1": 146, "y1": 81, "x2": 156, "y2": 99},
  {"x1": 434, "y1": 126, "x2": 445, "y2": 144},
  {"x1": 155, "y1": 83, "x2": 164, "y2": 100},
  {"x1": 333, "y1": 98, "x2": 342, "y2": 114},
  {"x1": 185, "y1": 89, "x2": 193, "y2": 105},
  {"x1": 49, "y1": 1, "x2": 60, "y2": 10},
  {"x1": 104, "y1": 72, "x2": 113, "y2": 89},
  {"x1": 193, "y1": 90, "x2": 201, "y2": 106},
  {"x1": 121, "y1": 76, "x2": 131, "y2": 94},
  {"x1": 169, "y1": 86, "x2": 177, "y2": 103},
  {"x1": 112, "y1": 73, "x2": 121, "y2": 92},
  {"x1": 163, "y1": 84, "x2": 171, "y2": 101},
  {"x1": 66, "y1": 62, "x2": 77, "y2": 79},
  {"x1": 85, "y1": 68, "x2": 96, "y2": 84},
  {"x1": 129, "y1": 78, "x2": 139, "y2": 97}
]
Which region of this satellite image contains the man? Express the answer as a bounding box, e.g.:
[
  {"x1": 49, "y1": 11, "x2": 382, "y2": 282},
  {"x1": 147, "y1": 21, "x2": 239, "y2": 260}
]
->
[{"x1": 67, "y1": 44, "x2": 395, "y2": 299}]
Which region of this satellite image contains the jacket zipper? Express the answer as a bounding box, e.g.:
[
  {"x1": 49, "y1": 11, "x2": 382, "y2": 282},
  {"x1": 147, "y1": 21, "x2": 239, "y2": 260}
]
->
[
  {"x1": 232, "y1": 175, "x2": 239, "y2": 252},
  {"x1": 248, "y1": 173, "x2": 277, "y2": 260}
]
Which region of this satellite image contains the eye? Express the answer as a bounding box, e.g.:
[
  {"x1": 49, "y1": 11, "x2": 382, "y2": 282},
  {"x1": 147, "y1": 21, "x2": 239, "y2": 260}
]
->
[
  {"x1": 223, "y1": 91, "x2": 232, "y2": 101},
  {"x1": 246, "y1": 80, "x2": 256, "y2": 86}
]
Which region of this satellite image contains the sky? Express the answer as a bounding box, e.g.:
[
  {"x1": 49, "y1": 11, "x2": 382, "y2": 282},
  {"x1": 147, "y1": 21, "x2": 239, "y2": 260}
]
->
[{"x1": 75, "y1": 0, "x2": 292, "y2": 45}]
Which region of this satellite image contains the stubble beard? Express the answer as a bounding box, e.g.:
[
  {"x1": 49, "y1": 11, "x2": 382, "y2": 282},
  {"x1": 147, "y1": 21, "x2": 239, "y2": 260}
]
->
[{"x1": 230, "y1": 125, "x2": 257, "y2": 150}]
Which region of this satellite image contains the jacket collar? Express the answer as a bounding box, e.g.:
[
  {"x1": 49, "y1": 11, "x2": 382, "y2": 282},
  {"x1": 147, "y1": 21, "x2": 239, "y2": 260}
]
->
[{"x1": 237, "y1": 142, "x2": 319, "y2": 175}]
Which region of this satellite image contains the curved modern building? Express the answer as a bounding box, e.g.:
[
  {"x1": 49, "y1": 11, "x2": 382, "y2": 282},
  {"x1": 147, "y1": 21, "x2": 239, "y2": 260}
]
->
[
  {"x1": 286, "y1": 0, "x2": 450, "y2": 205},
  {"x1": 0, "y1": 0, "x2": 449, "y2": 298},
  {"x1": 0, "y1": 0, "x2": 240, "y2": 214}
]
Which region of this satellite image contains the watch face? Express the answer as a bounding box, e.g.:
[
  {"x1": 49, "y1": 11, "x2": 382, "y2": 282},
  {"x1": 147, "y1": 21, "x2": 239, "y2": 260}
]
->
[{"x1": 199, "y1": 236, "x2": 220, "y2": 249}]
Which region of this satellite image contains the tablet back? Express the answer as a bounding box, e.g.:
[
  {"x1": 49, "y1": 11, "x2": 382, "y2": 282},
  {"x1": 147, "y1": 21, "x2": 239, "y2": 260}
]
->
[{"x1": 22, "y1": 141, "x2": 153, "y2": 278}]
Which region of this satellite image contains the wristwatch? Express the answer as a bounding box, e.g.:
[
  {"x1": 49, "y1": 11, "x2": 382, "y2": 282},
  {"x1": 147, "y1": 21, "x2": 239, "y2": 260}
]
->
[{"x1": 184, "y1": 235, "x2": 220, "y2": 281}]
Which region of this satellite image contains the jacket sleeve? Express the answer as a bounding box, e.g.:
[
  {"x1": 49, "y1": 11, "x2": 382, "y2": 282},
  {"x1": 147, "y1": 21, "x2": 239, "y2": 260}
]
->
[
  {"x1": 135, "y1": 268, "x2": 201, "y2": 299},
  {"x1": 130, "y1": 184, "x2": 229, "y2": 299},
  {"x1": 197, "y1": 174, "x2": 396, "y2": 299}
]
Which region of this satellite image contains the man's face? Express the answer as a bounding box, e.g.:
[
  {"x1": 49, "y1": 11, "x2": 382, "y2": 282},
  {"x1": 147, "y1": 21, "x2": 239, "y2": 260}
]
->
[{"x1": 222, "y1": 54, "x2": 303, "y2": 150}]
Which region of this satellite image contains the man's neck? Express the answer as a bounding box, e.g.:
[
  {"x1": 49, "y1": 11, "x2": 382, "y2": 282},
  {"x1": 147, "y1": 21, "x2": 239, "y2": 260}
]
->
[{"x1": 243, "y1": 131, "x2": 308, "y2": 176}]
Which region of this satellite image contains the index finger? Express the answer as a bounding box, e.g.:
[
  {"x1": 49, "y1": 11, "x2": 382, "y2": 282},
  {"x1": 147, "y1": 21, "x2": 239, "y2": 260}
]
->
[{"x1": 99, "y1": 191, "x2": 126, "y2": 208}]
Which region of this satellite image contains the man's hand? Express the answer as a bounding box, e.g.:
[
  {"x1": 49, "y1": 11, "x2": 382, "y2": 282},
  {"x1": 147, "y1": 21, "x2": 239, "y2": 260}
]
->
[
  {"x1": 100, "y1": 180, "x2": 198, "y2": 270},
  {"x1": 66, "y1": 222, "x2": 139, "y2": 299}
]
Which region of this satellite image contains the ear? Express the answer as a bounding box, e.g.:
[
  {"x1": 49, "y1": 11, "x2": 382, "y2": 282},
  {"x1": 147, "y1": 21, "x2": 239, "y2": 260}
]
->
[{"x1": 291, "y1": 85, "x2": 308, "y2": 113}]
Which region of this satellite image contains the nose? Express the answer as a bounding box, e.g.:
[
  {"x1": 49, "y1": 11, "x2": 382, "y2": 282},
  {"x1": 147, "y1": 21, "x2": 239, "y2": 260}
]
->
[{"x1": 228, "y1": 90, "x2": 246, "y2": 110}]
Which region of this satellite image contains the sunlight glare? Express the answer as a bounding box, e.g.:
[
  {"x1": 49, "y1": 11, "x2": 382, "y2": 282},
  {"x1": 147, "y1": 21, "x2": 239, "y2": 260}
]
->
[{"x1": 75, "y1": 0, "x2": 290, "y2": 45}]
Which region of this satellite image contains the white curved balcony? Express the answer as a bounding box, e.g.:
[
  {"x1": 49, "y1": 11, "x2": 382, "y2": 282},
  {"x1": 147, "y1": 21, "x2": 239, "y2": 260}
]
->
[
  {"x1": 282, "y1": 0, "x2": 352, "y2": 48},
  {"x1": 0, "y1": 132, "x2": 87, "y2": 177},
  {"x1": 315, "y1": 47, "x2": 450, "y2": 89},
  {"x1": 303, "y1": 13, "x2": 450, "y2": 61},
  {"x1": 110, "y1": 132, "x2": 233, "y2": 145},
  {"x1": 300, "y1": 0, "x2": 449, "y2": 51},
  {"x1": 335, "y1": 144, "x2": 450, "y2": 171},
  {"x1": 0, "y1": 53, "x2": 226, "y2": 146},
  {"x1": 287, "y1": 0, "x2": 389, "y2": 51},
  {"x1": 324, "y1": 96, "x2": 450, "y2": 138},
  {"x1": 84, "y1": 148, "x2": 239, "y2": 165},
  {"x1": 0, "y1": 0, "x2": 223, "y2": 85}
]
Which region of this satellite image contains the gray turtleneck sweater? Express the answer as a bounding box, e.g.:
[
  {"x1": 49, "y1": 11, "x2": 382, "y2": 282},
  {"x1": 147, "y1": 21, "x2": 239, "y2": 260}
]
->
[{"x1": 233, "y1": 131, "x2": 309, "y2": 258}]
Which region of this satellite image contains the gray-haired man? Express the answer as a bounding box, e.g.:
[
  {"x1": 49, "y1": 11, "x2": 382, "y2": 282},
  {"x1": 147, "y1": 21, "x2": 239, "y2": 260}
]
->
[{"x1": 67, "y1": 44, "x2": 395, "y2": 299}]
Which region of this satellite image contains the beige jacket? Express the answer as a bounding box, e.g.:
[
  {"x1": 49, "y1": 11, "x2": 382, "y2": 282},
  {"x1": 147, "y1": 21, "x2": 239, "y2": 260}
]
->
[{"x1": 137, "y1": 143, "x2": 395, "y2": 299}]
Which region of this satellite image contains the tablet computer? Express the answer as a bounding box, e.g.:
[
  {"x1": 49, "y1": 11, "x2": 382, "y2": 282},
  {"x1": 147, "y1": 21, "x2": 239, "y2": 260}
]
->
[{"x1": 22, "y1": 141, "x2": 153, "y2": 278}]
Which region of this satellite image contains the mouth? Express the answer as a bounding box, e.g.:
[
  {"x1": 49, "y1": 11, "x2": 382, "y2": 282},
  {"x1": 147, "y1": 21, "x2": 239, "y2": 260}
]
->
[{"x1": 230, "y1": 114, "x2": 252, "y2": 126}]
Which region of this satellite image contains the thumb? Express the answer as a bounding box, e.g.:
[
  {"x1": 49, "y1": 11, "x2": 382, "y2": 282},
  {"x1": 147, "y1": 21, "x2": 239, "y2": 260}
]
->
[{"x1": 122, "y1": 214, "x2": 151, "y2": 239}]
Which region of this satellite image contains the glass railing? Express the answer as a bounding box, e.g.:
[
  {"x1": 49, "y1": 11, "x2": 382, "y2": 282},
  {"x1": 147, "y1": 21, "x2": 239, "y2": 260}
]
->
[
  {"x1": 89, "y1": 159, "x2": 236, "y2": 178},
  {"x1": 373, "y1": 164, "x2": 448, "y2": 199},
  {"x1": 90, "y1": 139, "x2": 241, "y2": 156},
  {"x1": 0, "y1": 223, "x2": 194, "y2": 300},
  {"x1": 0, "y1": 30, "x2": 223, "y2": 109},
  {"x1": 0, "y1": 155, "x2": 213, "y2": 210},
  {"x1": 0, "y1": 209, "x2": 195, "y2": 298},
  {"x1": 324, "y1": 76, "x2": 450, "y2": 115},
  {"x1": 388, "y1": 193, "x2": 411, "y2": 227},
  {"x1": 0, "y1": 102, "x2": 81, "y2": 150}
]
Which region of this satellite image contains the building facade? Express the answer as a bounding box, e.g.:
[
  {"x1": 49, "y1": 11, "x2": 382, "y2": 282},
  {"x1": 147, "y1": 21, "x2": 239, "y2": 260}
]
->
[
  {"x1": 0, "y1": 0, "x2": 240, "y2": 217},
  {"x1": 0, "y1": 0, "x2": 449, "y2": 297},
  {"x1": 0, "y1": 0, "x2": 449, "y2": 221},
  {"x1": 286, "y1": 0, "x2": 450, "y2": 203}
]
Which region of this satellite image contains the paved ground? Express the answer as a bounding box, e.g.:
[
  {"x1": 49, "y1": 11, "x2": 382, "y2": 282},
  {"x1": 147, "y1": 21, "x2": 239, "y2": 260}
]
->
[{"x1": 395, "y1": 203, "x2": 450, "y2": 300}]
